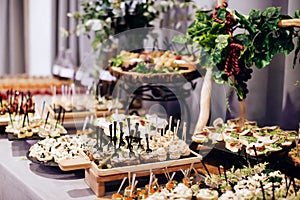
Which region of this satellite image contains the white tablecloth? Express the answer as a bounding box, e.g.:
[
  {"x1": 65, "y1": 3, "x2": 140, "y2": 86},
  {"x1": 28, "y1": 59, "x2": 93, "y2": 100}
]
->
[{"x1": 0, "y1": 136, "x2": 96, "y2": 200}]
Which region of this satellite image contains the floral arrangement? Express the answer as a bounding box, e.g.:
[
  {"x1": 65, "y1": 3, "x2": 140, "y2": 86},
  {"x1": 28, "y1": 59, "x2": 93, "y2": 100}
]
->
[{"x1": 65, "y1": 0, "x2": 192, "y2": 50}]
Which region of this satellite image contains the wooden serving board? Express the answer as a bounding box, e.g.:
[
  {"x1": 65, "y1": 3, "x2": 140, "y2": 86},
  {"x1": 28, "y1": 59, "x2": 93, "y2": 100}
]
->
[
  {"x1": 0, "y1": 116, "x2": 9, "y2": 126},
  {"x1": 86, "y1": 156, "x2": 202, "y2": 197},
  {"x1": 58, "y1": 152, "x2": 91, "y2": 171},
  {"x1": 91, "y1": 156, "x2": 201, "y2": 176}
]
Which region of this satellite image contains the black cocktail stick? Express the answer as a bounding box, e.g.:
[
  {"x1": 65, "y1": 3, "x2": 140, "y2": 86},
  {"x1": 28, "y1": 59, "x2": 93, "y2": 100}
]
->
[
  {"x1": 272, "y1": 180, "x2": 275, "y2": 200},
  {"x1": 44, "y1": 111, "x2": 50, "y2": 127},
  {"x1": 292, "y1": 177, "x2": 297, "y2": 194},
  {"x1": 134, "y1": 122, "x2": 139, "y2": 137},
  {"x1": 217, "y1": 165, "x2": 222, "y2": 177},
  {"x1": 22, "y1": 113, "x2": 26, "y2": 128},
  {"x1": 26, "y1": 112, "x2": 30, "y2": 126},
  {"x1": 99, "y1": 127, "x2": 103, "y2": 150},
  {"x1": 252, "y1": 145, "x2": 259, "y2": 164},
  {"x1": 7, "y1": 109, "x2": 13, "y2": 128},
  {"x1": 119, "y1": 121, "x2": 123, "y2": 133},
  {"x1": 113, "y1": 121, "x2": 117, "y2": 142},
  {"x1": 260, "y1": 181, "x2": 266, "y2": 200},
  {"x1": 61, "y1": 108, "x2": 65, "y2": 125},
  {"x1": 108, "y1": 124, "x2": 113, "y2": 148},
  {"x1": 127, "y1": 118, "x2": 131, "y2": 135},
  {"x1": 20, "y1": 92, "x2": 24, "y2": 115},
  {"x1": 201, "y1": 160, "x2": 211, "y2": 178},
  {"x1": 25, "y1": 104, "x2": 29, "y2": 126},
  {"x1": 95, "y1": 127, "x2": 99, "y2": 148},
  {"x1": 10, "y1": 89, "x2": 13, "y2": 105},
  {"x1": 145, "y1": 134, "x2": 152, "y2": 153}
]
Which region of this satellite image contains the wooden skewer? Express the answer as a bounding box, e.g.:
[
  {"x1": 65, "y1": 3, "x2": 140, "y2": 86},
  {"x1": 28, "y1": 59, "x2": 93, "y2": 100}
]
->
[
  {"x1": 117, "y1": 177, "x2": 127, "y2": 194},
  {"x1": 162, "y1": 169, "x2": 169, "y2": 181}
]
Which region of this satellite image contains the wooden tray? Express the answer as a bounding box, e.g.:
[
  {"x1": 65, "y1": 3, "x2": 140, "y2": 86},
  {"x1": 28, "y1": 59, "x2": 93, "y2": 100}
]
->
[
  {"x1": 0, "y1": 115, "x2": 9, "y2": 126},
  {"x1": 58, "y1": 151, "x2": 91, "y2": 171},
  {"x1": 91, "y1": 156, "x2": 202, "y2": 176},
  {"x1": 85, "y1": 156, "x2": 202, "y2": 197}
]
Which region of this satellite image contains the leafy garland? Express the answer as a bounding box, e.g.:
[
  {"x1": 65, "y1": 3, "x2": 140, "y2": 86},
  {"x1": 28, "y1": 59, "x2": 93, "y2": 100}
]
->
[{"x1": 186, "y1": 3, "x2": 300, "y2": 100}]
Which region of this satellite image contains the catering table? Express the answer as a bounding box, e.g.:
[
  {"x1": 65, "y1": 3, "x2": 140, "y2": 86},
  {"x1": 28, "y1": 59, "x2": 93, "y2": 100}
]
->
[{"x1": 0, "y1": 134, "x2": 97, "y2": 200}]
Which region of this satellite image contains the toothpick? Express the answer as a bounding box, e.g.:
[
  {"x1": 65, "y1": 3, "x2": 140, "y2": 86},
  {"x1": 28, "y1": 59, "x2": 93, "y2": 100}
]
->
[
  {"x1": 162, "y1": 169, "x2": 169, "y2": 181},
  {"x1": 71, "y1": 83, "x2": 76, "y2": 96},
  {"x1": 192, "y1": 167, "x2": 199, "y2": 176},
  {"x1": 182, "y1": 122, "x2": 187, "y2": 142},
  {"x1": 130, "y1": 173, "x2": 136, "y2": 197},
  {"x1": 155, "y1": 117, "x2": 158, "y2": 133},
  {"x1": 148, "y1": 171, "x2": 153, "y2": 195},
  {"x1": 117, "y1": 177, "x2": 127, "y2": 194},
  {"x1": 168, "y1": 116, "x2": 172, "y2": 136},
  {"x1": 169, "y1": 172, "x2": 176, "y2": 183},
  {"x1": 164, "y1": 167, "x2": 170, "y2": 180},
  {"x1": 82, "y1": 116, "x2": 89, "y2": 131},
  {"x1": 175, "y1": 119, "x2": 180, "y2": 136},
  {"x1": 180, "y1": 168, "x2": 186, "y2": 178}
]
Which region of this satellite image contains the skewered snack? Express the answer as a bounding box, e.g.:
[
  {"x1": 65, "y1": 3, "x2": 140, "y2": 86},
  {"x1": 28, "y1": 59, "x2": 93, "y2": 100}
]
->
[
  {"x1": 90, "y1": 115, "x2": 191, "y2": 169},
  {"x1": 5, "y1": 116, "x2": 67, "y2": 139},
  {"x1": 193, "y1": 118, "x2": 298, "y2": 156},
  {"x1": 205, "y1": 162, "x2": 300, "y2": 200},
  {"x1": 0, "y1": 90, "x2": 35, "y2": 115}
]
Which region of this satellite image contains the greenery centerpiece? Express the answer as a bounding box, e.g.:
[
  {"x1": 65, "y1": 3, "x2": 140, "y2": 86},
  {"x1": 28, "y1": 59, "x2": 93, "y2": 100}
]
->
[{"x1": 182, "y1": 1, "x2": 300, "y2": 132}]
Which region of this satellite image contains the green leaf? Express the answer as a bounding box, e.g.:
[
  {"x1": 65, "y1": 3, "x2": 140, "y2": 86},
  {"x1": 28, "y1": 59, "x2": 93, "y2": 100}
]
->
[
  {"x1": 261, "y1": 7, "x2": 281, "y2": 30},
  {"x1": 213, "y1": 71, "x2": 228, "y2": 84},
  {"x1": 234, "y1": 34, "x2": 250, "y2": 46},
  {"x1": 294, "y1": 10, "x2": 300, "y2": 18},
  {"x1": 262, "y1": 7, "x2": 281, "y2": 20},
  {"x1": 110, "y1": 55, "x2": 123, "y2": 68},
  {"x1": 215, "y1": 34, "x2": 230, "y2": 50},
  {"x1": 249, "y1": 9, "x2": 261, "y2": 24},
  {"x1": 172, "y1": 35, "x2": 188, "y2": 44},
  {"x1": 235, "y1": 10, "x2": 256, "y2": 34}
]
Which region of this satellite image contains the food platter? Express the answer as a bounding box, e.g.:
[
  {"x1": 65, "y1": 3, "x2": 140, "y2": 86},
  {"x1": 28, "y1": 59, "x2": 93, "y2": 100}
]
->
[
  {"x1": 110, "y1": 66, "x2": 201, "y2": 84},
  {"x1": 26, "y1": 150, "x2": 59, "y2": 167},
  {"x1": 108, "y1": 50, "x2": 201, "y2": 84},
  {"x1": 212, "y1": 141, "x2": 290, "y2": 163}
]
